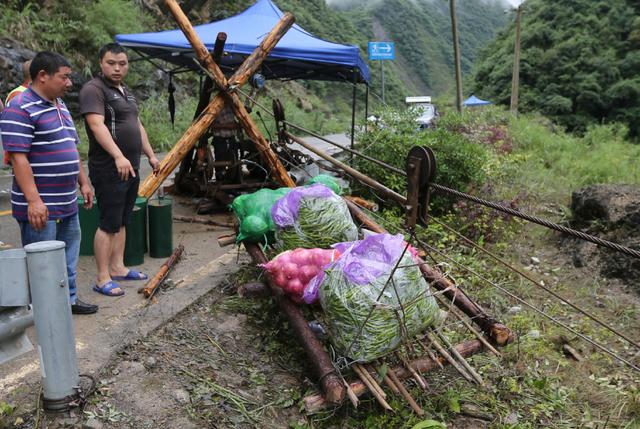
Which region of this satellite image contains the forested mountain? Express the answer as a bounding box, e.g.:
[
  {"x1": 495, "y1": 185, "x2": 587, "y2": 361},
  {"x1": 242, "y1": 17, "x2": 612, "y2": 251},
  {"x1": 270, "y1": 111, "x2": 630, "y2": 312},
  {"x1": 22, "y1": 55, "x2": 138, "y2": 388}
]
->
[
  {"x1": 0, "y1": 0, "x2": 509, "y2": 108},
  {"x1": 472, "y1": 0, "x2": 640, "y2": 136}
]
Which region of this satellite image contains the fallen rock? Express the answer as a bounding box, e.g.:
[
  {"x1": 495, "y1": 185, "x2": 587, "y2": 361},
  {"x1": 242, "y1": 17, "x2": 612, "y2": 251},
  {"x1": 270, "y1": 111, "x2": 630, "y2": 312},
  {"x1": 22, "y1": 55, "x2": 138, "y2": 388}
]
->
[
  {"x1": 172, "y1": 388, "x2": 190, "y2": 405},
  {"x1": 571, "y1": 184, "x2": 640, "y2": 228},
  {"x1": 566, "y1": 184, "x2": 640, "y2": 293},
  {"x1": 83, "y1": 418, "x2": 104, "y2": 429}
]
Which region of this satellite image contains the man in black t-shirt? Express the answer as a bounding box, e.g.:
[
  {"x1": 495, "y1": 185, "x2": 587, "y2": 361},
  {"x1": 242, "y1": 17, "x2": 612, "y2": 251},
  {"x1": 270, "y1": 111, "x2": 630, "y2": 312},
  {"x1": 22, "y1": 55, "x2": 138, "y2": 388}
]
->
[{"x1": 79, "y1": 43, "x2": 159, "y2": 297}]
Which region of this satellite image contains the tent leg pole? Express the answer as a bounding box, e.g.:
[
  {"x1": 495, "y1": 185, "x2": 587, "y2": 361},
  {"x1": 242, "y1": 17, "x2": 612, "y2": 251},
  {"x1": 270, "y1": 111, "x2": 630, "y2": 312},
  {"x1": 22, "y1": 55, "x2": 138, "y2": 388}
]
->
[
  {"x1": 364, "y1": 84, "x2": 369, "y2": 133},
  {"x1": 350, "y1": 70, "x2": 357, "y2": 161}
]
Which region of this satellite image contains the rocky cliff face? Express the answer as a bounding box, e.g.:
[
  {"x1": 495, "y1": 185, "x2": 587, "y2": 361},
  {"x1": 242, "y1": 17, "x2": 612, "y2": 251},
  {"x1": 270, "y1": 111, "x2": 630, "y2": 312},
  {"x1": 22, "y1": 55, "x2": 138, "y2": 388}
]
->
[
  {"x1": 0, "y1": 38, "x2": 90, "y2": 116},
  {"x1": 568, "y1": 184, "x2": 640, "y2": 292},
  {"x1": 0, "y1": 38, "x2": 35, "y2": 98}
]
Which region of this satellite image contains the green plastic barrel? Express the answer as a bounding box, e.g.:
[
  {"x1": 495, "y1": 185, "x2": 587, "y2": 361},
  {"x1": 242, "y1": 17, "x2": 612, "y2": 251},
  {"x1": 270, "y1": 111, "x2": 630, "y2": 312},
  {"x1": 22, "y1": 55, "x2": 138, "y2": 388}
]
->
[
  {"x1": 78, "y1": 197, "x2": 98, "y2": 256},
  {"x1": 123, "y1": 205, "x2": 145, "y2": 266},
  {"x1": 135, "y1": 196, "x2": 148, "y2": 252},
  {"x1": 148, "y1": 197, "x2": 173, "y2": 258}
]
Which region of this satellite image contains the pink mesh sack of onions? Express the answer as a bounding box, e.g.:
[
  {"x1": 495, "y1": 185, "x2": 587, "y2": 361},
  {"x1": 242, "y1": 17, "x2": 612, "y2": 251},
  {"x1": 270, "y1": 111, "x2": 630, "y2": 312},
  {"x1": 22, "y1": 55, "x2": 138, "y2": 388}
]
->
[{"x1": 261, "y1": 248, "x2": 341, "y2": 303}]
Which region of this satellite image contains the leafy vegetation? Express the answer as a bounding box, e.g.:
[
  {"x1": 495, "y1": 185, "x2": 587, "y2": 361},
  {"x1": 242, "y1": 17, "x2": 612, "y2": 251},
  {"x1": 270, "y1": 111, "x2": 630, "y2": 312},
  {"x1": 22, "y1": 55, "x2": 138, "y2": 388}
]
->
[{"x1": 472, "y1": 0, "x2": 640, "y2": 137}]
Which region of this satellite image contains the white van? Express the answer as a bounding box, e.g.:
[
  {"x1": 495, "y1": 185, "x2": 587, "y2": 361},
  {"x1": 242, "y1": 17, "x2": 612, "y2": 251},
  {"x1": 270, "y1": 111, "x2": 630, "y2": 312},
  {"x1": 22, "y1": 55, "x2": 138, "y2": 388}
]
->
[{"x1": 405, "y1": 96, "x2": 438, "y2": 129}]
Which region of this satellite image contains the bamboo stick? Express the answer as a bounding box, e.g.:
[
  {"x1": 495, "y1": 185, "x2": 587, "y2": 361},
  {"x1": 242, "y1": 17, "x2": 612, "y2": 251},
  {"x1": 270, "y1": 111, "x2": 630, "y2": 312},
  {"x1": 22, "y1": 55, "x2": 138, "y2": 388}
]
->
[
  {"x1": 139, "y1": 245, "x2": 184, "y2": 298},
  {"x1": 303, "y1": 339, "x2": 484, "y2": 413},
  {"x1": 373, "y1": 364, "x2": 400, "y2": 395},
  {"x1": 425, "y1": 332, "x2": 474, "y2": 383},
  {"x1": 387, "y1": 369, "x2": 425, "y2": 416},
  {"x1": 435, "y1": 294, "x2": 501, "y2": 357},
  {"x1": 395, "y1": 352, "x2": 428, "y2": 390},
  {"x1": 417, "y1": 338, "x2": 445, "y2": 369},
  {"x1": 354, "y1": 364, "x2": 386, "y2": 399},
  {"x1": 435, "y1": 331, "x2": 484, "y2": 386},
  {"x1": 352, "y1": 364, "x2": 393, "y2": 411}
]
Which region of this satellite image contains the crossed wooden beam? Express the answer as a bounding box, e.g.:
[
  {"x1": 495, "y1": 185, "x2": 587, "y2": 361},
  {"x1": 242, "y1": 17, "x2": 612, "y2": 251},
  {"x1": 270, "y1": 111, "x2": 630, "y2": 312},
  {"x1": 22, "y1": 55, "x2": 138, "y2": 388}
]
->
[{"x1": 138, "y1": 0, "x2": 296, "y2": 198}]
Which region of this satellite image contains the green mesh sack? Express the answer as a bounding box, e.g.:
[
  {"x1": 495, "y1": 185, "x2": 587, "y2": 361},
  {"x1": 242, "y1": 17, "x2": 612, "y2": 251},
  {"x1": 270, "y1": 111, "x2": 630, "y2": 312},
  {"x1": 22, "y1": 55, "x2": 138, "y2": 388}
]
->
[
  {"x1": 306, "y1": 174, "x2": 343, "y2": 195},
  {"x1": 231, "y1": 188, "x2": 291, "y2": 243},
  {"x1": 318, "y1": 234, "x2": 441, "y2": 362}
]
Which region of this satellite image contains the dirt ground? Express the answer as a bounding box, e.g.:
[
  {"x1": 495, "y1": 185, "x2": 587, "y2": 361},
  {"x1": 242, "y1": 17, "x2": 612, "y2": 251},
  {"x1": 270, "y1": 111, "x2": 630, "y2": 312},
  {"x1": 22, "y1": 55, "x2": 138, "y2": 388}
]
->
[{"x1": 2, "y1": 185, "x2": 639, "y2": 428}]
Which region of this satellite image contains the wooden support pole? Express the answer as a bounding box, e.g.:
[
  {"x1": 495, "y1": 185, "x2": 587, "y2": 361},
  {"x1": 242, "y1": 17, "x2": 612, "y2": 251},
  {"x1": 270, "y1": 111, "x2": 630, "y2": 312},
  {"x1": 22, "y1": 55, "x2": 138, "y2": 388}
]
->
[
  {"x1": 165, "y1": 0, "x2": 294, "y2": 188},
  {"x1": 244, "y1": 242, "x2": 345, "y2": 404},
  {"x1": 303, "y1": 339, "x2": 485, "y2": 413},
  {"x1": 344, "y1": 198, "x2": 514, "y2": 347},
  {"x1": 138, "y1": 2, "x2": 296, "y2": 197}
]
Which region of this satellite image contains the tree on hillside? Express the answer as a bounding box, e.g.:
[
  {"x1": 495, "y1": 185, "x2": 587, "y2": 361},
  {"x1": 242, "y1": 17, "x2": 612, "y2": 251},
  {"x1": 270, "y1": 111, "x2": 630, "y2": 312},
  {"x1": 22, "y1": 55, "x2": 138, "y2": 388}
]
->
[{"x1": 472, "y1": 0, "x2": 640, "y2": 138}]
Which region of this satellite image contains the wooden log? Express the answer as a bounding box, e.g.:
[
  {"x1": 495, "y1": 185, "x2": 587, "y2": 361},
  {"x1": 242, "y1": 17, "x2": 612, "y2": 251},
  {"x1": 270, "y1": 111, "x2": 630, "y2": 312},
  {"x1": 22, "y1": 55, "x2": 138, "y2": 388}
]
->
[
  {"x1": 165, "y1": 0, "x2": 227, "y2": 85},
  {"x1": 217, "y1": 233, "x2": 237, "y2": 247},
  {"x1": 244, "y1": 242, "x2": 345, "y2": 404},
  {"x1": 173, "y1": 215, "x2": 234, "y2": 228},
  {"x1": 237, "y1": 282, "x2": 270, "y2": 298},
  {"x1": 225, "y1": 92, "x2": 295, "y2": 187},
  {"x1": 138, "y1": 5, "x2": 296, "y2": 197},
  {"x1": 344, "y1": 195, "x2": 379, "y2": 212},
  {"x1": 139, "y1": 97, "x2": 225, "y2": 198},
  {"x1": 139, "y1": 245, "x2": 185, "y2": 298},
  {"x1": 303, "y1": 339, "x2": 484, "y2": 414},
  {"x1": 344, "y1": 198, "x2": 514, "y2": 347}
]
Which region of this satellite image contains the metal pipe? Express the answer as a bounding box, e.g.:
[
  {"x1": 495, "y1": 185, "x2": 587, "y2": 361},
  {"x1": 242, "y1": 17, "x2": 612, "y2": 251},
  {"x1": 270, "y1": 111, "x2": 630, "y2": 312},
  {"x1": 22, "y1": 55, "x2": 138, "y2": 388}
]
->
[
  {"x1": 0, "y1": 249, "x2": 30, "y2": 306},
  {"x1": 284, "y1": 131, "x2": 407, "y2": 206},
  {"x1": 25, "y1": 240, "x2": 80, "y2": 411}
]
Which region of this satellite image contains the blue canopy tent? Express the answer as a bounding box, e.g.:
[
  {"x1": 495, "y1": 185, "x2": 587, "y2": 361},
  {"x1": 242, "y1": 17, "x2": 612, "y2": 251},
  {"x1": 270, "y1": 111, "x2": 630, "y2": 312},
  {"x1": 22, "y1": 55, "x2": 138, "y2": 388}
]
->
[
  {"x1": 115, "y1": 0, "x2": 370, "y2": 83},
  {"x1": 463, "y1": 95, "x2": 492, "y2": 107}
]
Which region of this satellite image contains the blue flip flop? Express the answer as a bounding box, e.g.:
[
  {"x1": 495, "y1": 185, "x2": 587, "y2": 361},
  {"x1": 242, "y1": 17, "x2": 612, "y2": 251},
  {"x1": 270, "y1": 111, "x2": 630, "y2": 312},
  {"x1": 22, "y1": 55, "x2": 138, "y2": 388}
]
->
[
  {"x1": 93, "y1": 280, "x2": 124, "y2": 296},
  {"x1": 112, "y1": 270, "x2": 148, "y2": 281}
]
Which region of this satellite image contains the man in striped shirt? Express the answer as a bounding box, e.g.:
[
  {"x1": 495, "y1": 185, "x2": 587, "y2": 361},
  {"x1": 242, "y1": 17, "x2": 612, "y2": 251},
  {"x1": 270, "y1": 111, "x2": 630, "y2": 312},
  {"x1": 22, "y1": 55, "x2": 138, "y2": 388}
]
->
[{"x1": 0, "y1": 51, "x2": 98, "y2": 315}]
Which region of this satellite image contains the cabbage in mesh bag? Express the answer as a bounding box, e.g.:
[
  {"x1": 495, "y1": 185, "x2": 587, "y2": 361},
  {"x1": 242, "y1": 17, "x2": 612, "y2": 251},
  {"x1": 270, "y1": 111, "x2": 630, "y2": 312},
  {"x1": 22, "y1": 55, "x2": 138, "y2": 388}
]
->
[
  {"x1": 318, "y1": 233, "x2": 440, "y2": 362},
  {"x1": 271, "y1": 184, "x2": 358, "y2": 250},
  {"x1": 231, "y1": 187, "x2": 290, "y2": 244}
]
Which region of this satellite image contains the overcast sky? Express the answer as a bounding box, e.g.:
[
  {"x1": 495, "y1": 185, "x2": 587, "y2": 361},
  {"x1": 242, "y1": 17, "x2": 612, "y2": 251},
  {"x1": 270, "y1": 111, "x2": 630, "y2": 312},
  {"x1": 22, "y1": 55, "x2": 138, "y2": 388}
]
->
[{"x1": 326, "y1": 0, "x2": 523, "y2": 7}]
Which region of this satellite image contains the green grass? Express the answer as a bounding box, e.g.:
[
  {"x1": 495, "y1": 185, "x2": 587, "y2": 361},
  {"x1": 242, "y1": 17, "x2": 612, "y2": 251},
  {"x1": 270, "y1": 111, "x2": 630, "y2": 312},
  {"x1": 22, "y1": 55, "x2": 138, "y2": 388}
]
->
[{"x1": 504, "y1": 115, "x2": 640, "y2": 204}]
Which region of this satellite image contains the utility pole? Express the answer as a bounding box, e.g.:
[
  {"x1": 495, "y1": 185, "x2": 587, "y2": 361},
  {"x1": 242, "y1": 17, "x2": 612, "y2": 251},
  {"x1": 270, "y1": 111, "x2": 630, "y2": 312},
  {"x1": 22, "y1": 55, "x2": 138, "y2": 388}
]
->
[
  {"x1": 510, "y1": 4, "x2": 523, "y2": 115},
  {"x1": 450, "y1": 0, "x2": 463, "y2": 113}
]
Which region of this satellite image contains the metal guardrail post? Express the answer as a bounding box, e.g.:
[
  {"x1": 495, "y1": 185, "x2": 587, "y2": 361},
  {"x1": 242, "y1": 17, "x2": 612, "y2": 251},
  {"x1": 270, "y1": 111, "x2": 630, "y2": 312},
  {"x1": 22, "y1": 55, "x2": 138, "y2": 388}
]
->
[
  {"x1": 25, "y1": 240, "x2": 80, "y2": 411},
  {"x1": 0, "y1": 248, "x2": 34, "y2": 364}
]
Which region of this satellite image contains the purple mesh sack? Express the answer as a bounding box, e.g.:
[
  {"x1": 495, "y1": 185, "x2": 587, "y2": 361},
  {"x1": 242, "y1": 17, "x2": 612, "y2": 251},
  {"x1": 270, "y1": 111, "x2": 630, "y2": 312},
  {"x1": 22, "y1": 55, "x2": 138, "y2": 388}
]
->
[{"x1": 271, "y1": 184, "x2": 358, "y2": 250}]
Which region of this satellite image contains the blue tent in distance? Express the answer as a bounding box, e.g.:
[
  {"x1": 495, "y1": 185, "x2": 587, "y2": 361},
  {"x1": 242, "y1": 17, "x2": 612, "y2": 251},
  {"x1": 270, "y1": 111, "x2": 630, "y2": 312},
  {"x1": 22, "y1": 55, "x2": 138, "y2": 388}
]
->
[
  {"x1": 115, "y1": 0, "x2": 370, "y2": 83},
  {"x1": 463, "y1": 95, "x2": 492, "y2": 107}
]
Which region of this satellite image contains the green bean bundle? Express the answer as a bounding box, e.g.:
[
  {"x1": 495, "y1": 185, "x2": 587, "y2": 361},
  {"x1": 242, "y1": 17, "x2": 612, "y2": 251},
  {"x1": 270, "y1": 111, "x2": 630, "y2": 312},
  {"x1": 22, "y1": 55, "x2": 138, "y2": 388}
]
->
[
  {"x1": 319, "y1": 252, "x2": 441, "y2": 362},
  {"x1": 274, "y1": 189, "x2": 358, "y2": 250}
]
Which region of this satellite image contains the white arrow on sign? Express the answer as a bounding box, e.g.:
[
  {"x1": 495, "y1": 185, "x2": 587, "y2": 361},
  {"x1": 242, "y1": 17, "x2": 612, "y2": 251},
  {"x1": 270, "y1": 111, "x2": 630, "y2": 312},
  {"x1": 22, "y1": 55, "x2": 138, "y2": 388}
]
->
[{"x1": 378, "y1": 43, "x2": 392, "y2": 53}]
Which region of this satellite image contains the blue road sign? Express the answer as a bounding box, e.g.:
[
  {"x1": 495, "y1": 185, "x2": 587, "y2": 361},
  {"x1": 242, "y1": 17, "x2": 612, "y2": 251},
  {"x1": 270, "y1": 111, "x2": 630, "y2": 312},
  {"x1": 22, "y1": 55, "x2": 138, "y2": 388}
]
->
[{"x1": 368, "y1": 42, "x2": 395, "y2": 61}]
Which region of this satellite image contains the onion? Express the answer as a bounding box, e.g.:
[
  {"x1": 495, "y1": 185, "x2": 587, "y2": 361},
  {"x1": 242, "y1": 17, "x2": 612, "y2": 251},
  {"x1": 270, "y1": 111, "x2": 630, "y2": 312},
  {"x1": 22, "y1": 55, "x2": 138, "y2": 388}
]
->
[
  {"x1": 288, "y1": 278, "x2": 304, "y2": 294},
  {"x1": 300, "y1": 265, "x2": 319, "y2": 282},
  {"x1": 274, "y1": 273, "x2": 288, "y2": 288},
  {"x1": 282, "y1": 262, "x2": 299, "y2": 279}
]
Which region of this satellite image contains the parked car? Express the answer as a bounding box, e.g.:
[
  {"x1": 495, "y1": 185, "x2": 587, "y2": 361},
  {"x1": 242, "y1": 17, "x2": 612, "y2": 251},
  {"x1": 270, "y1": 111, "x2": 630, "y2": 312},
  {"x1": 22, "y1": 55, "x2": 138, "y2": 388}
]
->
[{"x1": 406, "y1": 96, "x2": 438, "y2": 129}]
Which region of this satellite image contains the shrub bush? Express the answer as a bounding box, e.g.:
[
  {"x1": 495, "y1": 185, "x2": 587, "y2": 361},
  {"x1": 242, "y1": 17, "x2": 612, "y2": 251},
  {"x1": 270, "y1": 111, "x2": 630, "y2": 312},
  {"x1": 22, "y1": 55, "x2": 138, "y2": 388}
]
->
[{"x1": 353, "y1": 108, "x2": 490, "y2": 213}]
